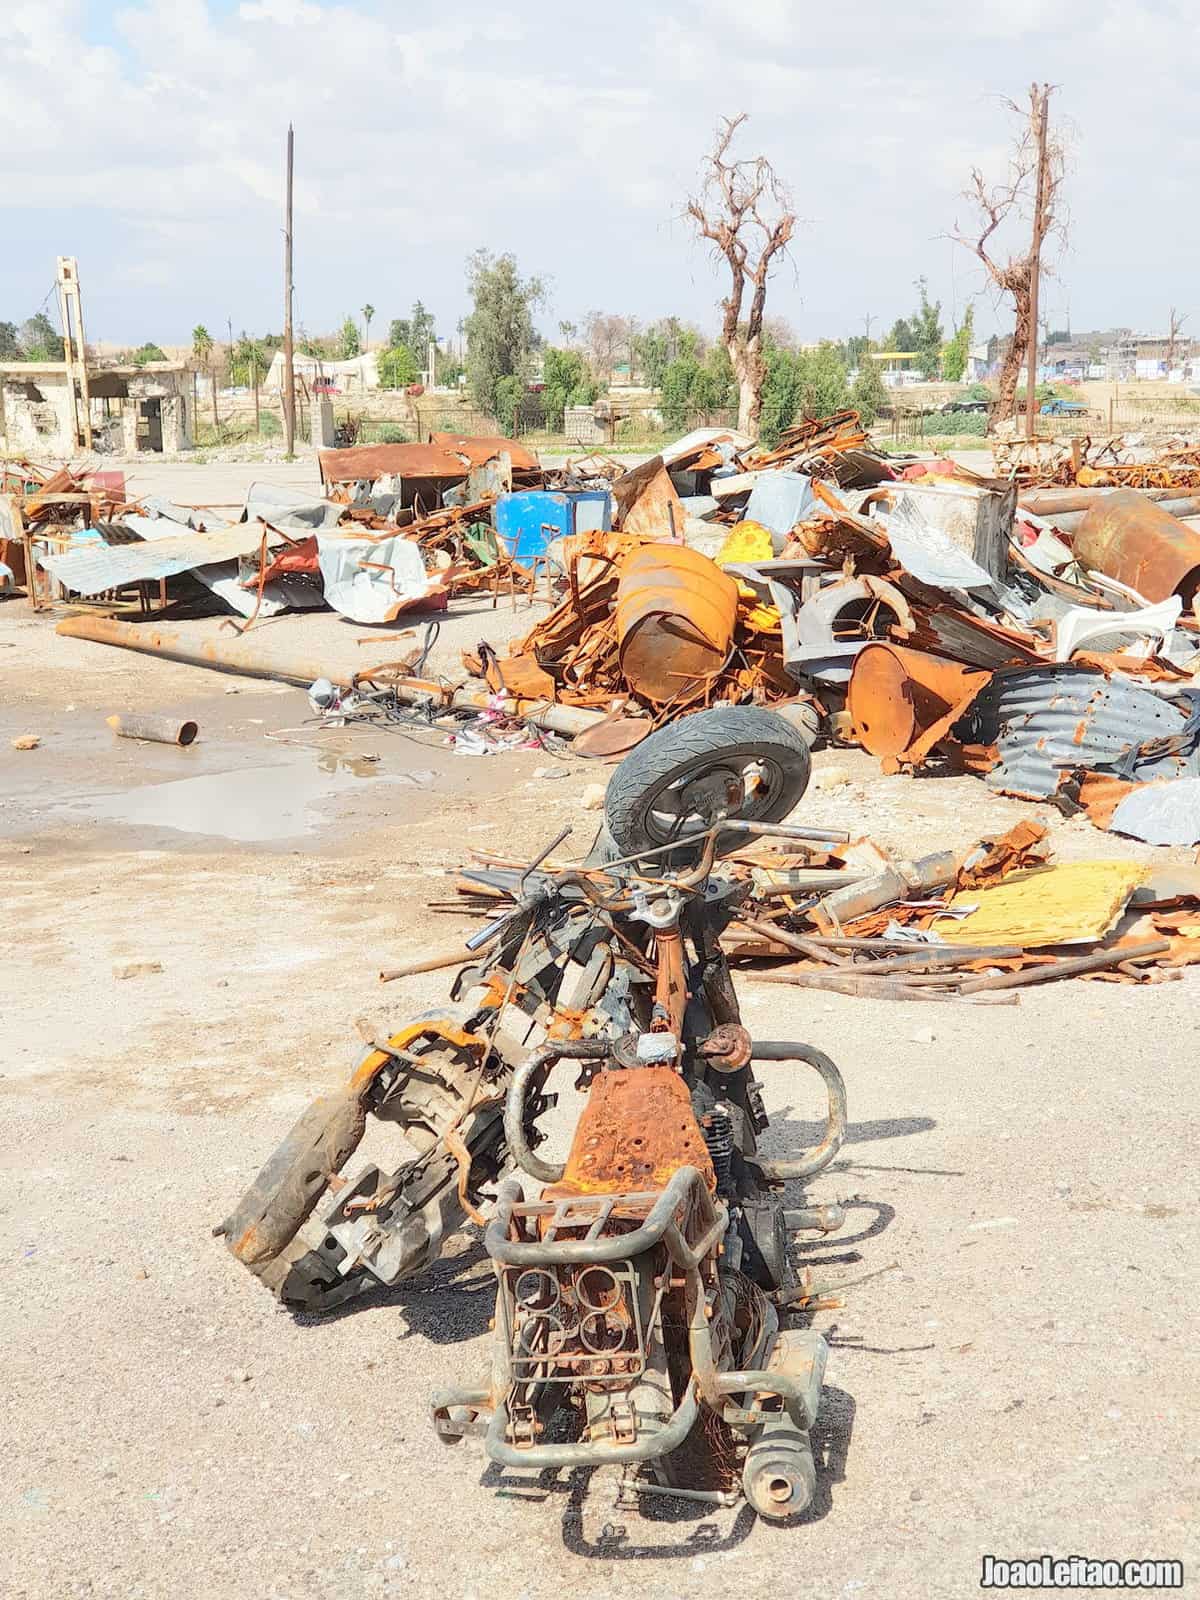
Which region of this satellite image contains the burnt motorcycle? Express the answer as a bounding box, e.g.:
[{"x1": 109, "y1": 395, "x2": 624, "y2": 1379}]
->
[{"x1": 219, "y1": 706, "x2": 851, "y2": 1518}]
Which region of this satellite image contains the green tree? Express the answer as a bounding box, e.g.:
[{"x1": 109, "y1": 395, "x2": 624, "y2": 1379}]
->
[
  {"x1": 494, "y1": 374, "x2": 524, "y2": 435},
  {"x1": 339, "y1": 316, "x2": 361, "y2": 359},
  {"x1": 690, "y1": 343, "x2": 734, "y2": 413},
  {"x1": 759, "y1": 347, "x2": 804, "y2": 446},
  {"x1": 389, "y1": 301, "x2": 436, "y2": 356},
  {"x1": 883, "y1": 316, "x2": 914, "y2": 353},
  {"x1": 0, "y1": 321, "x2": 20, "y2": 358},
  {"x1": 659, "y1": 354, "x2": 700, "y2": 431},
  {"x1": 191, "y1": 324, "x2": 213, "y2": 364},
  {"x1": 541, "y1": 347, "x2": 599, "y2": 430},
  {"x1": 839, "y1": 333, "x2": 871, "y2": 369},
  {"x1": 20, "y1": 312, "x2": 62, "y2": 360},
  {"x1": 941, "y1": 303, "x2": 975, "y2": 383},
  {"x1": 131, "y1": 342, "x2": 167, "y2": 366},
  {"x1": 463, "y1": 250, "x2": 544, "y2": 419},
  {"x1": 361, "y1": 302, "x2": 375, "y2": 350},
  {"x1": 910, "y1": 277, "x2": 944, "y2": 379},
  {"x1": 849, "y1": 352, "x2": 888, "y2": 427},
  {"x1": 230, "y1": 332, "x2": 275, "y2": 387},
  {"x1": 796, "y1": 342, "x2": 849, "y2": 420},
  {"x1": 376, "y1": 344, "x2": 419, "y2": 388},
  {"x1": 632, "y1": 316, "x2": 698, "y2": 390}
]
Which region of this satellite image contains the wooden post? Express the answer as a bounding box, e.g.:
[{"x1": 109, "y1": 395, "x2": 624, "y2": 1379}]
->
[
  {"x1": 1025, "y1": 84, "x2": 1051, "y2": 441},
  {"x1": 252, "y1": 352, "x2": 260, "y2": 435},
  {"x1": 282, "y1": 124, "x2": 296, "y2": 458},
  {"x1": 56, "y1": 257, "x2": 93, "y2": 451}
]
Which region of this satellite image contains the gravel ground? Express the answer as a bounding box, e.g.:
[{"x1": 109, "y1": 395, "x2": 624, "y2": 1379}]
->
[{"x1": 2, "y1": 464, "x2": 1197, "y2": 1598}]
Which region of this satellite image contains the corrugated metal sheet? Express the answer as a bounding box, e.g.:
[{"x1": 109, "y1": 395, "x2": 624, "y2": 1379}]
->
[
  {"x1": 40, "y1": 520, "x2": 270, "y2": 597},
  {"x1": 958, "y1": 665, "x2": 1199, "y2": 799}
]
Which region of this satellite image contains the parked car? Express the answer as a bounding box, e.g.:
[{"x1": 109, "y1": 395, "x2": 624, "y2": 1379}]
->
[{"x1": 938, "y1": 398, "x2": 991, "y2": 414}]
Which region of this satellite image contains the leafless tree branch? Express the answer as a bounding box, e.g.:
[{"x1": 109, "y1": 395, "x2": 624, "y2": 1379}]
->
[{"x1": 685, "y1": 113, "x2": 797, "y2": 432}]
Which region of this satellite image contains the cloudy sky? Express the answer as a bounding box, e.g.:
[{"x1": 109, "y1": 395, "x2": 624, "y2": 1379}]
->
[{"x1": 2, "y1": 0, "x2": 1194, "y2": 349}]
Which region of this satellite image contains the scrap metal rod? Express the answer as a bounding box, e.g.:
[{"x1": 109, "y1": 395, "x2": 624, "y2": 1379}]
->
[{"x1": 958, "y1": 938, "x2": 1169, "y2": 993}]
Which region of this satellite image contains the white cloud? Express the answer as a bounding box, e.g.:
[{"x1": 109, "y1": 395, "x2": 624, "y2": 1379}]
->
[
  {"x1": 239, "y1": 0, "x2": 322, "y2": 24},
  {"x1": 1, "y1": 0, "x2": 1198, "y2": 343}
]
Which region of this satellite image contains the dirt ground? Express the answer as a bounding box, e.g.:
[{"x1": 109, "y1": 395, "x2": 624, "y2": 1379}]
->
[{"x1": 2, "y1": 463, "x2": 1197, "y2": 1599}]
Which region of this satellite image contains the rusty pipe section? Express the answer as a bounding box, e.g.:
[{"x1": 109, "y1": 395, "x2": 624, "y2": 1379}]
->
[
  {"x1": 106, "y1": 712, "x2": 198, "y2": 746},
  {"x1": 1019, "y1": 486, "x2": 1196, "y2": 518},
  {"x1": 749, "y1": 1041, "x2": 847, "y2": 1179},
  {"x1": 55, "y1": 615, "x2": 604, "y2": 737},
  {"x1": 502, "y1": 1040, "x2": 613, "y2": 1183}
]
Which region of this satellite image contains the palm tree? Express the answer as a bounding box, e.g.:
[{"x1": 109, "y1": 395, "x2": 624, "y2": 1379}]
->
[
  {"x1": 191, "y1": 325, "x2": 216, "y2": 429},
  {"x1": 361, "y1": 303, "x2": 375, "y2": 351}
]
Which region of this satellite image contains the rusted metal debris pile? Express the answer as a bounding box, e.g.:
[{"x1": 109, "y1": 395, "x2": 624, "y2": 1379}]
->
[
  {"x1": 0, "y1": 459, "x2": 135, "y2": 597},
  {"x1": 7, "y1": 434, "x2": 581, "y2": 624},
  {"x1": 442, "y1": 820, "x2": 1200, "y2": 1005},
  {"x1": 462, "y1": 415, "x2": 1200, "y2": 846},
  {"x1": 13, "y1": 415, "x2": 1200, "y2": 845}
]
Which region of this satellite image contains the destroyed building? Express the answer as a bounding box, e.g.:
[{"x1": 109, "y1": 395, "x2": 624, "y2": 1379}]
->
[{"x1": 0, "y1": 359, "x2": 193, "y2": 456}]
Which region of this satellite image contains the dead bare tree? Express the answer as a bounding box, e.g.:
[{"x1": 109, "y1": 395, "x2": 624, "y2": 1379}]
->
[
  {"x1": 1167, "y1": 307, "x2": 1187, "y2": 367},
  {"x1": 952, "y1": 84, "x2": 1066, "y2": 427},
  {"x1": 686, "y1": 114, "x2": 795, "y2": 435}
]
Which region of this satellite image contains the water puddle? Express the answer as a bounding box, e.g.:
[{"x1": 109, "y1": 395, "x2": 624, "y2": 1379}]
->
[{"x1": 61, "y1": 761, "x2": 433, "y2": 843}]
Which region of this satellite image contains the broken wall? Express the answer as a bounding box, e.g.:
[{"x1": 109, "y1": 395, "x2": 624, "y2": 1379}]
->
[{"x1": 0, "y1": 374, "x2": 77, "y2": 455}]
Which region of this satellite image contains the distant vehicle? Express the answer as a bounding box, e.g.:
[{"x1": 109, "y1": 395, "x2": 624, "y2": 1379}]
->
[
  {"x1": 938, "y1": 398, "x2": 991, "y2": 414},
  {"x1": 1040, "y1": 398, "x2": 1089, "y2": 416},
  {"x1": 312, "y1": 379, "x2": 339, "y2": 395}
]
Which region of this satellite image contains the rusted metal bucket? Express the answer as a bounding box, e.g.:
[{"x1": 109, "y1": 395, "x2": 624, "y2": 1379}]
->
[
  {"x1": 848, "y1": 642, "x2": 990, "y2": 767},
  {"x1": 615, "y1": 546, "x2": 737, "y2": 704},
  {"x1": 1073, "y1": 489, "x2": 1200, "y2": 603}
]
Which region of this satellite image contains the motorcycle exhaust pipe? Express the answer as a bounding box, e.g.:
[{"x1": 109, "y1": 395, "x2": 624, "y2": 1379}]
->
[{"x1": 742, "y1": 1413, "x2": 817, "y2": 1521}]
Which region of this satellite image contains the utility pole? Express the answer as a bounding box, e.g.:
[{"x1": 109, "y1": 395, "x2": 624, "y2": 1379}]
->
[
  {"x1": 1025, "y1": 83, "x2": 1051, "y2": 441},
  {"x1": 251, "y1": 350, "x2": 260, "y2": 436},
  {"x1": 282, "y1": 123, "x2": 296, "y2": 457},
  {"x1": 863, "y1": 312, "x2": 875, "y2": 345}
]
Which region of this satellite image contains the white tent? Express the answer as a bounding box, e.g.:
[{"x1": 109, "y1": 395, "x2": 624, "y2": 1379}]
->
[{"x1": 261, "y1": 350, "x2": 379, "y2": 394}]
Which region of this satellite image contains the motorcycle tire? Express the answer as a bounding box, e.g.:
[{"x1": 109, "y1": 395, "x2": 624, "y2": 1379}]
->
[{"x1": 603, "y1": 705, "x2": 812, "y2": 858}]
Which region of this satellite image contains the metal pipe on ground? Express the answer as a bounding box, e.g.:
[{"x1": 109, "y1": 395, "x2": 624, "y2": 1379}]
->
[
  {"x1": 1019, "y1": 487, "x2": 1199, "y2": 518},
  {"x1": 957, "y1": 938, "x2": 1169, "y2": 993},
  {"x1": 106, "y1": 712, "x2": 198, "y2": 746},
  {"x1": 55, "y1": 615, "x2": 604, "y2": 738},
  {"x1": 1038, "y1": 496, "x2": 1200, "y2": 535}
]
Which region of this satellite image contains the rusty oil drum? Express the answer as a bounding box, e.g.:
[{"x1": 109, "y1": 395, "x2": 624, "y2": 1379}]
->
[
  {"x1": 615, "y1": 545, "x2": 738, "y2": 704},
  {"x1": 848, "y1": 642, "x2": 989, "y2": 761},
  {"x1": 1073, "y1": 489, "x2": 1200, "y2": 603}
]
